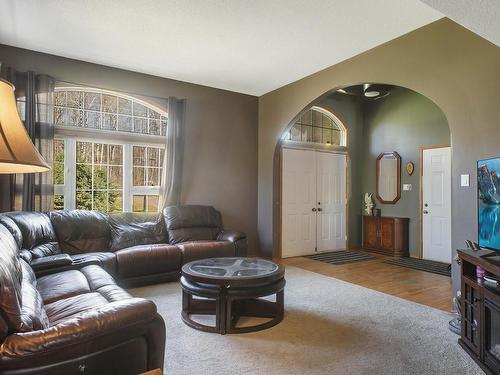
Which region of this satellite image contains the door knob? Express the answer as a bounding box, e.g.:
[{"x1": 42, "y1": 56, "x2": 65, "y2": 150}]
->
[
  {"x1": 312, "y1": 208, "x2": 317, "y2": 212},
  {"x1": 317, "y1": 208, "x2": 323, "y2": 212},
  {"x1": 423, "y1": 210, "x2": 429, "y2": 214}
]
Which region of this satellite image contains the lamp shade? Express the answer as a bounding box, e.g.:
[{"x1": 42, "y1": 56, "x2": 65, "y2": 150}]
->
[{"x1": 0, "y1": 78, "x2": 50, "y2": 173}]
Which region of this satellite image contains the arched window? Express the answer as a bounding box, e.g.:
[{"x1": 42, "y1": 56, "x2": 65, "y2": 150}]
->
[
  {"x1": 284, "y1": 106, "x2": 347, "y2": 146},
  {"x1": 54, "y1": 87, "x2": 167, "y2": 135},
  {"x1": 52, "y1": 86, "x2": 167, "y2": 213}
]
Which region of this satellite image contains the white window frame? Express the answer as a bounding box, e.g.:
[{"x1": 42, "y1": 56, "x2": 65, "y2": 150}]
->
[{"x1": 54, "y1": 133, "x2": 164, "y2": 212}]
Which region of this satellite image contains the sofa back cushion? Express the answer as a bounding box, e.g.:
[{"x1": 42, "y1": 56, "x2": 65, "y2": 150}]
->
[
  {"x1": 0, "y1": 224, "x2": 48, "y2": 334},
  {"x1": 49, "y1": 210, "x2": 111, "y2": 254},
  {"x1": 0, "y1": 215, "x2": 29, "y2": 262},
  {"x1": 163, "y1": 205, "x2": 222, "y2": 244},
  {"x1": 1, "y1": 212, "x2": 60, "y2": 262},
  {"x1": 109, "y1": 213, "x2": 168, "y2": 251},
  {"x1": 0, "y1": 224, "x2": 23, "y2": 331},
  {"x1": 19, "y1": 260, "x2": 49, "y2": 331}
]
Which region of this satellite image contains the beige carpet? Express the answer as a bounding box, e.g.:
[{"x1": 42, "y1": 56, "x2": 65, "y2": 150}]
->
[{"x1": 130, "y1": 266, "x2": 483, "y2": 375}]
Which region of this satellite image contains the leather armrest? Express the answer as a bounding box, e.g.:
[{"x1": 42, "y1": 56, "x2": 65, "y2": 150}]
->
[
  {"x1": 0, "y1": 298, "x2": 156, "y2": 360},
  {"x1": 217, "y1": 230, "x2": 246, "y2": 243},
  {"x1": 30, "y1": 254, "x2": 73, "y2": 271}
]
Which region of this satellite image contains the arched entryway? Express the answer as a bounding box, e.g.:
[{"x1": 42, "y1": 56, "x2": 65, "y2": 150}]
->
[{"x1": 274, "y1": 83, "x2": 451, "y2": 262}]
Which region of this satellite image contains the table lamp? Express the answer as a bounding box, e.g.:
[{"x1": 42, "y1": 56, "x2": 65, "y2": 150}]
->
[{"x1": 0, "y1": 78, "x2": 49, "y2": 173}]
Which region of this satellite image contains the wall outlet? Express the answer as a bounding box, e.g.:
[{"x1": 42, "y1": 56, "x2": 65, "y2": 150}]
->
[
  {"x1": 403, "y1": 184, "x2": 412, "y2": 191},
  {"x1": 461, "y1": 174, "x2": 470, "y2": 187}
]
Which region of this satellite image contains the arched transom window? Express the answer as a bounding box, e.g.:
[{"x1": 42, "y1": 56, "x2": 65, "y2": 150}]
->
[
  {"x1": 284, "y1": 106, "x2": 347, "y2": 146},
  {"x1": 54, "y1": 87, "x2": 167, "y2": 135}
]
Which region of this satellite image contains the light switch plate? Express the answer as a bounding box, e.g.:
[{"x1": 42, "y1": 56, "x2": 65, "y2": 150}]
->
[
  {"x1": 461, "y1": 174, "x2": 470, "y2": 187},
  {"x1": 403, "y1": 184, "x2": 412, "y2": 191}
]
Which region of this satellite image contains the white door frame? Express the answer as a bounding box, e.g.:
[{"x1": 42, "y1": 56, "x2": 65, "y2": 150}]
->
[
  {"x1": 419, "y1": 144, "x2": 452, "y2": 260},
  {"x1": 280, "y1": 145, "x2": 349, "y2": 258}
]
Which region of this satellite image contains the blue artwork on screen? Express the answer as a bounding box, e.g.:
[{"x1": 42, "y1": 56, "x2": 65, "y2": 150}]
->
[{"x1": 478, "y1": 157, "x2": 500, "y2": 250}]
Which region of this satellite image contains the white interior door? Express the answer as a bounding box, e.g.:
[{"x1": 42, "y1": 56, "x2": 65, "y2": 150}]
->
[
  {"x1": 422, "y1": 147, "x2": 452, "y2": 263},
  {"x1": 281, "y1": 148, "x2": 317, "y2": 257},
  {"x1": 317, "y1": 152, "x2": 347, "y2": 252}
]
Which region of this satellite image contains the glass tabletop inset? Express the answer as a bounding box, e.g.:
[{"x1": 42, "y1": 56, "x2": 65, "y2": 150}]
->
[{"x1": 183, "y1": 257, "x2": 280, "y2": 280}]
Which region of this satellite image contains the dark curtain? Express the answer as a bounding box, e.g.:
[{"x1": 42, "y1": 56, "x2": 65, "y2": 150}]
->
[{"x1": 0, "y1": 64, "x2": 55, "y2": 212}]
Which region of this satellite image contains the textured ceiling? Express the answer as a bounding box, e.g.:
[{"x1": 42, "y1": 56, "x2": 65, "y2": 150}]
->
[
  {"x1": 0, "y1": 0, "x2": 442, "y2": 95},
  {"x1": 420, "y1": 0, "x2": 500, "y2": 46}
]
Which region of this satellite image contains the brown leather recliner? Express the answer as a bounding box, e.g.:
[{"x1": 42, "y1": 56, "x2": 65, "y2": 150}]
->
[
  {"x1": 164, "y1": 205, "x2": 248, "y2": 263},
  {"x1": 0, "y1": 224, "x2": 165, "y2": 375}
]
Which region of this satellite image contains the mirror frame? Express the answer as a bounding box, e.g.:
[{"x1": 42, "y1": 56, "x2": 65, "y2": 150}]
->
[{"x1": 376, "y1": 151, "x2": 401, "y2": 204}]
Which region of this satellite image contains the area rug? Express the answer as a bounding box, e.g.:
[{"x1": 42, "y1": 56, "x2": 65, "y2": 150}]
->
[
  {"x1": 305, "y1": 250, "x2": 375, "y2": 265},
  {"x1": 383, "y1": 257, "x2": 451, "y2": 277},
  {"x1": 130, "y1": 266, "x2": 482, "y2": 375}
]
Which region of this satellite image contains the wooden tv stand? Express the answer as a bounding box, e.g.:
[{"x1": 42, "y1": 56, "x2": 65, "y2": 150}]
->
[{"x1": 457, "y1": 249, "x2": 500, "y2": 375}]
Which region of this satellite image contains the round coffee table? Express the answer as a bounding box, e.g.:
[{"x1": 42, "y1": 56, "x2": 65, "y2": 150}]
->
[{"x1": 180, "y1": 257, "x2": 285, "y2": 334}]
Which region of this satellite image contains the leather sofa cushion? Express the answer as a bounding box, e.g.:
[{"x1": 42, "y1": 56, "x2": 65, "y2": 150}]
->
[
  {"x1": 0, "y1": 215, "x2": 33, "y2": 263},
  {"x1": 168, "y1": 227, "x2": 220, "y2": 244},
  {"x1": 109, "y1": 213, "x2": 168, "y2": 251},
  {"x1": 0, "y1": 216, "x2": 23, "y2": 249},
  {"x1": 164, "y1": 205, "x2": 222, "y2": 244},
  {"x1": 0, "y1": 224, "x2": 49, "y2": 334},
  {"x1": 0, "y1": 224, "x2": 24, "y2": 332},
  {"x1": 177, "y1": 240, "x2": 235, "y2": 264},
  {"x1": 2, "y1": 212, "x2": 60, "y2": 260},
  {"x1": 37, "y1": 270, "x2": 91, "y2": 304},
  {"x1": 0, "y1": 297, "x2": 157, "y2": 360},
  {"x1": 49, "y1": 210, "x2": 111, "y2": 254},
  {"x1": 71, "y1": 252, "x2": 117, "y2": 275},
  {"x1": 115, "y1": 244, "x2": 181, "y2": 278},
  {"x1": 45, "y1": 292, "x2": 110, "y2": 325},
  {"x1": 19, "y1": 261, "x2": 49, "y2": 331}
]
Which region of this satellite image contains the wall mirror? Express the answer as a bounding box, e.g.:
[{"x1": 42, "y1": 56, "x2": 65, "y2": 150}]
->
[{"x1": 376, "y1": 151, "x2": 401, "y2": 204}]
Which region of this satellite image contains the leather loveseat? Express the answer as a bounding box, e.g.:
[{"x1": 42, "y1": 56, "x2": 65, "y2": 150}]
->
[
  {"x1": 0, "y1": 204, "x2": 247, "y2": 287},
  {"x1": 0, "y1": 205, "x2": 247, "y2": 374}
]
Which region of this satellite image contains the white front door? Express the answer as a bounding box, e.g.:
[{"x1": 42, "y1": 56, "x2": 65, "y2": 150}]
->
[
  {"x1": 422, "y1": 147, "x2": 452, "y2": 263},
  {"x1": 317, "y1": 152, "x2": 347, "y2": 252},
  {"x1": 281, "y1": 148, "x2": 317, "y2": 257}
]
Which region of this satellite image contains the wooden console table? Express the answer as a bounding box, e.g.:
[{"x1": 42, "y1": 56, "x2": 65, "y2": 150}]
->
[
  {"x1": 458, "y1": 249, "x2": 500, "y2": 375},
  {"x1": 362, "y1": 215, "x2": 409, "y2": 257}
]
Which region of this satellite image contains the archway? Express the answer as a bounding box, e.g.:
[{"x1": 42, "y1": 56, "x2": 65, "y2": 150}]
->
[{"x1": 273, "y1": 83, "x2": 451, "y2": 261}]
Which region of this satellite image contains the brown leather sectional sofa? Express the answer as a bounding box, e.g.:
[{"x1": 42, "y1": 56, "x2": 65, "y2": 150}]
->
[{"x1": 0, "y1": 205, "x2": 247, "y2": 375}]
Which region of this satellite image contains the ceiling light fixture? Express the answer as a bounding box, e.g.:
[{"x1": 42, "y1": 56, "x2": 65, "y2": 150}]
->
[{"x1": 364, "y1": 90, "x2": 380, "y2": 98}]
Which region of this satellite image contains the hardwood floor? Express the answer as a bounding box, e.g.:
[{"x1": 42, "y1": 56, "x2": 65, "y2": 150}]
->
[{"x1": 279, "y1": 250, "x2": 452, "y2": 312}]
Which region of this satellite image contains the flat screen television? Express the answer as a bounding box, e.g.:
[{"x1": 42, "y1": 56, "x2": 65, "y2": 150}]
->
[{"x1": 478, "y1": 157, "x2": 500, "y2": 251}]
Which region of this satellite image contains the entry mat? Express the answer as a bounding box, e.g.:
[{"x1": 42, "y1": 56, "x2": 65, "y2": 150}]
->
[
  {"x1": 305, "y1": 250, "x2": 375, "y2": 265},
  {"x1": 383, "y1": 257, "x2": 451, "y2": 277}
]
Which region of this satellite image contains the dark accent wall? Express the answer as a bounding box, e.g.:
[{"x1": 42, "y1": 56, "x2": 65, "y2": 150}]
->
[
  {"x1": 259, "y1": 19, "x2": 500, "y2": 300},
  {"x1": 312, "y1": 88, "x2": 449, "y2": 253},
  {"x1": 0, "y1": 44, "x2": 259, "y2": 253},
  {"x1": 361, "y1": 87, "x2": 450, "y2": 255}
]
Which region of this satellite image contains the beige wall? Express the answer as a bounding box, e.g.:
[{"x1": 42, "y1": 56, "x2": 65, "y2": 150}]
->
[
  {"x1": 0, "y1": 44, "x2": 259, "y2": 252},
  {"x1": 258, "y1": 19, "x2": 500, "y2": 296}
]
